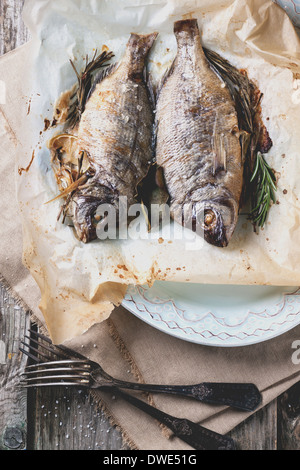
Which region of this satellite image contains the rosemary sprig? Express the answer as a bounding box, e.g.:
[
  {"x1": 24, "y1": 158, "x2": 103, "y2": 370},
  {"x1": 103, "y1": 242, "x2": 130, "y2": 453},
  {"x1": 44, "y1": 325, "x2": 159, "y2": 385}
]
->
[
  {"x1": 249, "y1": 152, "x2": 277, "y2": 228},
  {"x1": 204, "y1": 48, "x2": 276, "y2": 229},
  {"x1": 68, "y1": 49, "x2": 114, "y2": 127},
  {"x1": 204, "y1": 48, "x2": 255, "y2": 134}
]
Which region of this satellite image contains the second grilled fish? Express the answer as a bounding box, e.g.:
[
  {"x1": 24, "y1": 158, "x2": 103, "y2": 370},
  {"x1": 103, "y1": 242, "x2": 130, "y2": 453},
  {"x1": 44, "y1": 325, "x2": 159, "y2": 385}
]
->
[
  {"x1": 155, "y1": 19, "x2": 243, "y2": 247},
  {"x1": 71, "y1": 32, "x2": 158, "y2": 243}
]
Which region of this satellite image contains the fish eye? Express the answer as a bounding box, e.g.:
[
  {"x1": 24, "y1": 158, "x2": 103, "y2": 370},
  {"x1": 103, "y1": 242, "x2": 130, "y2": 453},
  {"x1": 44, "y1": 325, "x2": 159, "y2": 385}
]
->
[{"x1": 204, "y1": 210, "x2": 216, "y2": 227}]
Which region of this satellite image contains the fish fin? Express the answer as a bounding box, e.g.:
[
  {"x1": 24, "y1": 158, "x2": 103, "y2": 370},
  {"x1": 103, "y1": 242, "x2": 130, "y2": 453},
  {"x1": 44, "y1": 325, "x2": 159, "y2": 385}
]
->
[
  {"x1": 212, "y1": 116, "x2": 227, "y2": 175},
  {"x1": 86, "y1": 62, "x2": 119, "y2": 102},
  {"x1": 145, "y1": 70, "x2": 156, "y2": 111},
  {"x1": 239, "y1": 129, "x2": 251, "y2": 165},
  {"x1": 154, "y1": 59, "x2": 175, "y2": 102}
]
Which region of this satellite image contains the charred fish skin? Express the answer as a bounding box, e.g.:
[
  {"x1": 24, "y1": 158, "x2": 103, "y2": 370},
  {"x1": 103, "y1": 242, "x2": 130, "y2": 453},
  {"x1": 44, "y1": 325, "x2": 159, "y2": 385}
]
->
[
  {"x1": 155, "y1": 19, "x2": 243, "y2": 247},
  {"x1": 71, "y1": 32, "x2": 158, "y2": 243}
]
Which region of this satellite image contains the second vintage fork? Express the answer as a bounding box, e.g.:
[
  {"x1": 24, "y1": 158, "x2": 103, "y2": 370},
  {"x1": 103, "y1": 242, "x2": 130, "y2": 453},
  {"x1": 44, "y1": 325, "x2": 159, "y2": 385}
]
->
[{"x1": 20, "y1": 328, "x2": 262, "y2": 412}]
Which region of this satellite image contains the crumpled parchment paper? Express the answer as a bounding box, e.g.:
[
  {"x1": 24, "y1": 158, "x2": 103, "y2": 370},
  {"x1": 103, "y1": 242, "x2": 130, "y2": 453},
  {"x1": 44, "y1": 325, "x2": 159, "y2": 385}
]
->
[{"x1": 17, "y1": 0, "x2": 300, "y2": 343}]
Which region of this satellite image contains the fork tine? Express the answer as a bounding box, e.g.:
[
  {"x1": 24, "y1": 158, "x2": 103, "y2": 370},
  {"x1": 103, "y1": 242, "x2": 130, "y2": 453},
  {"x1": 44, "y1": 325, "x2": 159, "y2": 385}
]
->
[
  {"x1": 25, "y1": 359, "x2": 90, "y2": 370},
  {"x1": 20, "y1": 330, "x2": 92, "y2": 391},
  {"x1": 19, "y1": 381, "x2": 87, "y2": 389},
  {"x1": 29, "y1": 329, "x2": 66, "y2": 355},
  {"x1": 23, "y1": 367, "x2": 91, "y2": 377},
  {"x1": 28, "y1": 328, "x2": 90, "y2": 362},
  {"x1": 24, "y1": 335, "x2": 65, "y2": 359},
  {"x1": 20, "y1": 368, "x2": 91, "y2": 388},
  {"x1": 20, "y1": 340, "x2": 50, "y2": 362},
  {"x1": 29, "y1": 328, "x2": 52, "y2": 344},
  {"x1": 23, "y1": 375, "x2": 90, "y2": 384},
  {"x1": 19, "y1": 346, "x2": 43, "y2": 364}
]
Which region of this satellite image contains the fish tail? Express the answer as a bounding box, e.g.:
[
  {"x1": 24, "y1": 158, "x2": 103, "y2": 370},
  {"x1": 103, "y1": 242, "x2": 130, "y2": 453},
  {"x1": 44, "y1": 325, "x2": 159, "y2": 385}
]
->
[
  {"x1": 174, "y1": 18, "x2": 199, "y2": 36},
  {"x1": 128, "y1": 32, "x2": 158, "y2": 57},
  {"x1": 126, "y1": 32, "x2": 158, "y2": 76},
  {"x1": 174, "y1": 19, "x2": 205, "y2": 61}
]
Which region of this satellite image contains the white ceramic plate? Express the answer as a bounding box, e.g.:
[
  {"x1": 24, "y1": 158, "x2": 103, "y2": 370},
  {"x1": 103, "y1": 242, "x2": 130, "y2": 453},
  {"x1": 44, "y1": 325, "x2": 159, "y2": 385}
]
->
[
  {"x1": 123, "y1": 283, "x2": 300, "y2": 347},
  {"x1": 273, "y1": 0, "x2": 300, "y2": 28}
]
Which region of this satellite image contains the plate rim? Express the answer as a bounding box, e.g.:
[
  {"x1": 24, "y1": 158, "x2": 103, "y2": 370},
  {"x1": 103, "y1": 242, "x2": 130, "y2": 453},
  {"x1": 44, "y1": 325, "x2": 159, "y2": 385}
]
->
[{"x1": 122, "y1": 283, "x2": 300, "y2": 348}]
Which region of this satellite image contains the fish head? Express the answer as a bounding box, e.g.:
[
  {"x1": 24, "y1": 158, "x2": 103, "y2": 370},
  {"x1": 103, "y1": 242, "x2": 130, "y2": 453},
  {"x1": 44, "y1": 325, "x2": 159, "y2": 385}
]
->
[
  {"x1": 72, "y1": 194, "x2": 101, "y2": 243},
  {"x1": 201, "y1": 199, "x2": 238, "y2": 248},
  {"x1": 71, "y1": 182, "x2": 118, "y2": 244}
]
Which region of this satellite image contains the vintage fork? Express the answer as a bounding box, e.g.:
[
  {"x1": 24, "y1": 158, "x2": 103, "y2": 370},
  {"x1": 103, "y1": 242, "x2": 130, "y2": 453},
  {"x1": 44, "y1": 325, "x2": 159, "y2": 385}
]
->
[
  {"x1": 19, "y1": 329, "x2": 261, "y2": 412},
  {"x1": 19, "y1": 330, "x2": 236, "y2": 450}
]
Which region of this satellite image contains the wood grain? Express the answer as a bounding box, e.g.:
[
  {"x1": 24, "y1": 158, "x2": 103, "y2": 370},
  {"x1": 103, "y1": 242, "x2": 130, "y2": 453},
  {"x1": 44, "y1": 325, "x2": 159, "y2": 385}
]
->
[
  {"x1": 0, "y1": 284, "x2": 29, "y2": 450},
  {"x1": 278, "y1": 382, "x2": 300, "y2": 450},
  {"x1": 28, "y1": 387, "x2": 125, "y2": 450},
  {"x1": 0, "y1": 0, "x2": 31, "y2": 55},
  {"x1": 229, "y1": 401, "x2": 277, "y2": 450}
]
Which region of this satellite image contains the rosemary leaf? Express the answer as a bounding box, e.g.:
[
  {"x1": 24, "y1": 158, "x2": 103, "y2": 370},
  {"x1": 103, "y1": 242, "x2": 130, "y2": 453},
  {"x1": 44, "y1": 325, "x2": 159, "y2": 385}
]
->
[{"x1": 250, "y1": 152, "x2": 277, "y2": 228}]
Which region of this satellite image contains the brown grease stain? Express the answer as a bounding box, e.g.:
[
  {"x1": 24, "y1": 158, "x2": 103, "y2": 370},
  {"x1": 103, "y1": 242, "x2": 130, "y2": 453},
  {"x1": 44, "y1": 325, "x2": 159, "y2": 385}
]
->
[
  {"x1": 18, "y1": 150, "x2": 35, "y2": 176},
  {"x1": 27, "y1": 97, "x2": 32, "y2": 115},
  {"x1": 44, "y1": 118, "x2": 51, "y2": 131}
]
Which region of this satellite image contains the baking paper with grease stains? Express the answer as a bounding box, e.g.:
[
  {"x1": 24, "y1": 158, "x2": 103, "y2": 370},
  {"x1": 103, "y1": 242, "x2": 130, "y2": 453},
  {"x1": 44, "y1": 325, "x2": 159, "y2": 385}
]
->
[{"x1": 17, "y1": 0, "x2": 300, "y2": 343}]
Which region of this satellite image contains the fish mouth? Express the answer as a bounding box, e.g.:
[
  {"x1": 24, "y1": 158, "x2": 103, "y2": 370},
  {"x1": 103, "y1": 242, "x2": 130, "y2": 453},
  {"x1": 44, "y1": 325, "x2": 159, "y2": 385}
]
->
[
  {"x1": 202, "y1": 209, "x2": 228, "y2": 248},
  {"x1": 71, "y1": 179, "x2": 120, "y2": 243},
  {"x1": 190, "y1": 202, "x2": 236, "y2": 248},
  {"x1": 172, "y1": 201, "x2": 232, "y2": 247},
  {"x1": 72, "y1": 195, "x2": 102, "y2": 243}
]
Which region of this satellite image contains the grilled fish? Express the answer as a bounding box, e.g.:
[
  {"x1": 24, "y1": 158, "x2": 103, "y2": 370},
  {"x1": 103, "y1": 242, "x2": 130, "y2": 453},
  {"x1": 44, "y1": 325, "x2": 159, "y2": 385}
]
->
[
  {"x1": 155, "y1": 19, "x2": 243, "y2": 247},
  {"x1": 70, "y1": 32, "x2": 158, "y2": 243}
]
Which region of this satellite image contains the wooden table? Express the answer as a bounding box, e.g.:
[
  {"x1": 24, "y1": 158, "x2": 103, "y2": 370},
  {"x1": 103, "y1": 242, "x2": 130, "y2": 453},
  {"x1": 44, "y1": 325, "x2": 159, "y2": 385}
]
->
[{"x1": 1, "y1": 0, "x2": 300, "y2": 451}]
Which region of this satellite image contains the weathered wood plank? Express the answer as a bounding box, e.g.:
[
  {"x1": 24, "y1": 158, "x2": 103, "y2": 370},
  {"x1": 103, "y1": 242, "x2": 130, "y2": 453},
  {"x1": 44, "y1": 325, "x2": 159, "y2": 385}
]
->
[
  {"x1": 28, "y1": 386, "x2": 126, "y2": 450},
  {"x1": 0, "y1": 0, "x2": 31, "y2": 55},
  {"x1": 278, "y1": 381, "x2": 300, "y2": 450},
  {"x1": 0, "y1": 0, "x2": 30, "y2": 451},
  {"x1": 229, "y1": 400, "x2": 278, "y2": 450},
  {"x1": 0, "y1": 283, "x2": 30, "y2": 450}
]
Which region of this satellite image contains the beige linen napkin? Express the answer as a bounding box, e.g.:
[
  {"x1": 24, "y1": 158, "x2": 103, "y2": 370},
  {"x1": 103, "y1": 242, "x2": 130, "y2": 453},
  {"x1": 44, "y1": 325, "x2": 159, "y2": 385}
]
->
[{"x1": 2, "y1": 41, "x2": 300, "y2": 451}]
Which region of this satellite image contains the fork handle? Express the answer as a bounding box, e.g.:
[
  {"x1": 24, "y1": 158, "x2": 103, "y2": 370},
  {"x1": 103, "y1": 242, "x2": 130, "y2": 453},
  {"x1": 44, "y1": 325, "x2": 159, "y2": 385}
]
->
[
  {"x1": 111, "y1": 388, "x2": 236, "y2": 450},
  {"x1": 98, "y1": 380, "x2": 261, "y2": 412},
  {"x1": 197, "y1": 383, "x2": 262, "y2": 411}
]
